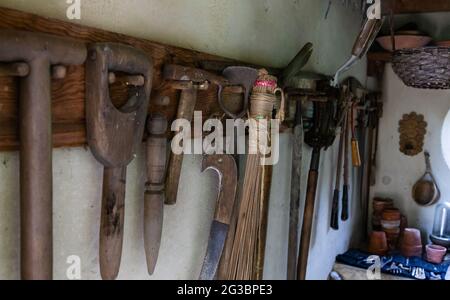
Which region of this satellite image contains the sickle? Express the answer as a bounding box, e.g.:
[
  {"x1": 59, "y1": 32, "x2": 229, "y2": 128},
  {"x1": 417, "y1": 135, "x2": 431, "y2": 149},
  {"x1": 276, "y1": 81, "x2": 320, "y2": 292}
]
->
[{"x1": 199, "y1": 155, "x2": 238, "y2": 280}]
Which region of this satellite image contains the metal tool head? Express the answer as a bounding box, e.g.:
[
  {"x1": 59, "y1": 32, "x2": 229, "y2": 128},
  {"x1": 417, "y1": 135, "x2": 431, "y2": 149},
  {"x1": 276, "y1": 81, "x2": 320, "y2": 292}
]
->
[
  {"x1": 199, "y1": 221, "x2": 228, "y2": 280},
  {"x1": 282, "y1": 42, "x2": 313, "y2": 86},
  {"x1": 162, "y1": 64, "x2": 227, "y2": 86},
  {"x1": 218, "y1": 66, "x2": 259, "y2": 119},
  {"x1": 200, "y1": 155, "x2": 238, "y2": 280}
]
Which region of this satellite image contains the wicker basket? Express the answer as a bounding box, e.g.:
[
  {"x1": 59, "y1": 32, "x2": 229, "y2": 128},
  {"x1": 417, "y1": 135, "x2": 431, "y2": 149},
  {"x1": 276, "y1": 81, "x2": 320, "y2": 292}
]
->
[{"x1": 392, "y1": 47, "x2": 450, "y2": 89}]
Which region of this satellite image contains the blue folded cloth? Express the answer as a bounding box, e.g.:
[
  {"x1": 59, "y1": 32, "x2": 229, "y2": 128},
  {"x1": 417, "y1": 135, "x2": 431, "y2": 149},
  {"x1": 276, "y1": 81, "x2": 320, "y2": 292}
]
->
[{"x1": 336, "y1": 249, "x2": 450, "y2": 280}]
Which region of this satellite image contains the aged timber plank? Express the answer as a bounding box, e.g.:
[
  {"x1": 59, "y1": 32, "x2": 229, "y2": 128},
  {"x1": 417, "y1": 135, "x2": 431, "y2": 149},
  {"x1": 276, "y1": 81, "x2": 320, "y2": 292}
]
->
[{"x1": 0, "y1": 7, "x2": 242, "y2": 151}]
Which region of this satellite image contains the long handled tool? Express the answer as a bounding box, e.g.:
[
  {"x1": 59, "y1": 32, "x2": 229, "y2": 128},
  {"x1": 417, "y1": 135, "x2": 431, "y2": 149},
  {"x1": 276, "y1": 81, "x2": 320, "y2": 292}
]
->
[
  {"x1": 341, "y1": 105, "x2": 351, "y2": 221},
  {"x1": 199, "y1": 155, "x2": 238, "y2": 280},
  {"x1": 331, "y1": 18, "x2": 383, "y2": 86},
  {"x1": 86, "y1": 43, "x2": 153, "y2": 280},
  {"x1": 162, "y1": 65, "x2": 228, "y2": 205},
  {"x1": 330, "y1": 107, "x2": 347, "y2": 230},
  {"x1": 144, "y1": 113, "x2": 168, "y2": 275},
  {"x1": 287, "y1": 98, "x2": 304, "y2": 279},
  {"x1": 0, "y1": 30, "x2": 87, "y2": 280},
  {"x1": 297, "y1": 98, "x2": 336, "y2": 280}
]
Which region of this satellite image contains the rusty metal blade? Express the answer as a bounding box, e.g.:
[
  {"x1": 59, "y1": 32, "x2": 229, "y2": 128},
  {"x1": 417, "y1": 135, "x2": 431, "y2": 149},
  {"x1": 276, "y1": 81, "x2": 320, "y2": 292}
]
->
[{"x1": 199, "y1": 221, "x2": 229, "y2": 280}]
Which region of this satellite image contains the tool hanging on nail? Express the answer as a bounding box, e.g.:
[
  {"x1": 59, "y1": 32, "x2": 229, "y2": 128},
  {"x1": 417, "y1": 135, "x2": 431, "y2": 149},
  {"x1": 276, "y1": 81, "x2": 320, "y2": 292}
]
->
[
  {"x1": 144, "y1": 113, "x2": 168, "y2": 275},
  {"x1": 331, "y1": 17, "x2": 383, "y2": 86},
  {"x1": 199, "y1": 155, "x2": 238, "y2": 280},
  {"x1": 86, "y1": 43, "x2": 153, "y2": 280},
  {"x1": 281, "y1": 46, "x2": 319, "y2": 279},
  {"x1": 162, "y1": 65, "x2": 229, "y2": 206},
  {"x1": 341, "y1": 98, "x2": 351, "y2": 222},
  {"x1": 297, "y1": 88, "x2": 337, "y2": 280},
  {"x1": 0, "y1": 30, "x2": 87, "y2": 280},
  {"x1": 330, "y1": 94, "x2": 349, "y2": 230}
]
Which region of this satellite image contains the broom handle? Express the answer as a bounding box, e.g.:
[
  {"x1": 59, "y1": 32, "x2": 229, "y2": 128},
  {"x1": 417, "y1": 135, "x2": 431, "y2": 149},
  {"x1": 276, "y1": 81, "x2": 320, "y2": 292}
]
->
[{"x1": 297, "y1": 147, "x2": 321, "y2": 280}]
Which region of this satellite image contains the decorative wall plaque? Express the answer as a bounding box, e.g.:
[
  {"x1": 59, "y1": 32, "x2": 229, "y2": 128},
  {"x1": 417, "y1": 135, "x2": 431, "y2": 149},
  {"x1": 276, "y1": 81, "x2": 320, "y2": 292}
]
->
[{"x1": 399, "y1": 112, "x2": 427, "y2": 156}]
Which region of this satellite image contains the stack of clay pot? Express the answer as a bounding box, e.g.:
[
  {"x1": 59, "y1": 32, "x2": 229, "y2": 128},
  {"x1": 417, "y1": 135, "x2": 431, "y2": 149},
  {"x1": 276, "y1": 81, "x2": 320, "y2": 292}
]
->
[
  {"x1": 400, "y1": 228, "x2": 423, "y2": 257},
  {"x1": 373, "y1": 198, "x2": 394, "y2": 231},
  {"x1": 381, "y1": 208, "x2": 402, "y2": 250}
]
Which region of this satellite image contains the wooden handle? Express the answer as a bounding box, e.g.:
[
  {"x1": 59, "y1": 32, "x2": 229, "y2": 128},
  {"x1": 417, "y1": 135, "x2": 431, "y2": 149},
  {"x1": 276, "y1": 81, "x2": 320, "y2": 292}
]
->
[
  {"x1": 165, "y1": 88, "x2": 198, "y2": 205},
  {"x1": 144, "y1": 192, "x2": 164, "y2": 275},
  {"x1": 330, "y1": 189, "x2": 340, "y2": 230},
  {"x1": 297, "y1": 148, "x2": 321, "y2": 280},
  {"x1": 352, "y1": 19, "x2": 383, "y2": 58},
  {"x1": 144, "y1": 114, "x2": 168, "y2": 275},
  {"x1": 0, "y1": 62, "x2": 29, "y2": 77},
  {"x1": 351, "y1": 138, "x2": 362, "y2": 167},
  {"x1": 341, "y1": 185, "x2": 349, "y2": 221},
  {"x1": 99, "y1": 166, "x2": 127, "y2": 280},
  {"x1": 297, "y1": 168, "x2": 319, "y2": 280}
]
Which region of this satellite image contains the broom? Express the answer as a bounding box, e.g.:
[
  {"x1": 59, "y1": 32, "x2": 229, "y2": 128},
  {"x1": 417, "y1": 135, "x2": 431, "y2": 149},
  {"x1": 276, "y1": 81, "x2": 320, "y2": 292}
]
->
[{"x1": 224, "y1": 70, "x2": 283, "y2": 280}]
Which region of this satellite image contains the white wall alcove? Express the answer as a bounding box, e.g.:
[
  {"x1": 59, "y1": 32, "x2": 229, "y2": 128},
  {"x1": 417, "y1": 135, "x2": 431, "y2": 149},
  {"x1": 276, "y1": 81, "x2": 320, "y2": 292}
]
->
[{"x1": 442, "y1": 109, "x2": 450, "y2": 170}]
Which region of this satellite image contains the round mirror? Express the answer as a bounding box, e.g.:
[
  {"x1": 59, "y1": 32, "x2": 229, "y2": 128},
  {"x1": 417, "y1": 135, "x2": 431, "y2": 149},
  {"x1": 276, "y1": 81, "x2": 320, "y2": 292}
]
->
[{"x1": 442, "y1": 109, "x2": 450, "y2": 169}]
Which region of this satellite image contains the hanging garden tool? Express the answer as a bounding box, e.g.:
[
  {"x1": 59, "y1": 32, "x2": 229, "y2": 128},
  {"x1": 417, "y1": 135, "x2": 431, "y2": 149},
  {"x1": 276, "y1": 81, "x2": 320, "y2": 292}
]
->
[
  {"x1": 297, "y1": 91, "x2": 337, "y2": 280},
  {"x1": 218, "y1": 66, "x2": 259, "y2": 119},
  {"x1": 86, "y1": 43, "x2": 153, "y2": 280},
  {"x1": 199, "y1": 155, "x2": 238, "y2": 280},
  {"x1": 0, "y1": 30, "x2": 87, "y2": 280},
  {"x1": 330, "y1": 91, "x2": 350, "y2": 230},
  {"x1": 144, "y1": 113, "x2": 168, "y2": 275},
  {"x1": 341, "y1": 97, "x2": 351, "y2": 222},
  {"x1": 331, "y1": 17, "x2": 383, "y2": 86},
  {"x1": 162, "y1": 65, "x2": 229, "y2": 206},
  {"x1": 412, "y1": 151, "x2": 441, "y2": 207},
  {"x1": 224, "y1": 69, "x2": 283, "y2": 280}
]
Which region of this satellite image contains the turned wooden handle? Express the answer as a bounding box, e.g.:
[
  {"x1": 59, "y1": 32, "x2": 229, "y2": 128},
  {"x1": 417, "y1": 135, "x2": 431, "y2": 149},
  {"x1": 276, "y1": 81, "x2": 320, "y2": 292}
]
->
[
  {"x1": 99, "y1": 166, "x2": 127, "y2": 280},
  {"x1": 165, "y1": 88, "x2": 198, "y2": 205},
  {"x1": 144, "y1": 114, "x2": 168, "y2": 275}
]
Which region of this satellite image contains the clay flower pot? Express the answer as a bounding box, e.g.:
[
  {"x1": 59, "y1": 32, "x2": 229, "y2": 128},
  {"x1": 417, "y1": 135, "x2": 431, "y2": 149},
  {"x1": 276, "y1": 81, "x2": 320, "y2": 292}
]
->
[
  {"x1": 368, "y1": 231, "x2": 388, "y2": 256},
  {"x1": 376, "y1": 35, "x2": 432, "y2": 52},
  {"x1": 373, "y1": 198, "x2": 394, "y2": 215},
  {"x1": 382, "y1": 209, "x2": 401, "y2": 221},
  {"x1": 401, "y1": 244, "x2": 423, "y2": 258},
  {"x1": 426, "y1": 244, "x2": 447, "y2": 264},
  {"x1": 402, "y1": 228, "x2": 422, "y2": 246}
]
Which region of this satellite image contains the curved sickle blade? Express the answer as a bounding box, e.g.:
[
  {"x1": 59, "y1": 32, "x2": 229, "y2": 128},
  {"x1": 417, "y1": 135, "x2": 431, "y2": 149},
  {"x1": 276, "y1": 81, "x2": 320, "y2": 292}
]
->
[{"x1": 199, "y1": 155, "x2": 237, "y2": 280}]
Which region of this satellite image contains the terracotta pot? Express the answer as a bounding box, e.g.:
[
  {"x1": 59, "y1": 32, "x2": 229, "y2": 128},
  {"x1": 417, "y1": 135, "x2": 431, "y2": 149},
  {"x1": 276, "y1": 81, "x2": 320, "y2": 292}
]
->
[
  {"x1": 402, "y1": 228, "x2": 422, "y2": 247},
  {"x1": 368, "y1": 231, "x2": 388, "y2": 256},
  {"x1": 382, "y1": 209, "x2": 401, "y2": 221},
  {"x1": 376, "y1": 35, "x2": 432, "y2": 52},
  {"x1": 373, "y1": 198, "x2": 394, "y2": 214},
  {"x1": 436, "y1": 40, "x2": 450, "y2": 47},
  {"x1": 401, "y1": 244, "x2": 423, "y2": 257},
  {"x1": 426, "y1": 244, "x2": 447, "y2": 264}
]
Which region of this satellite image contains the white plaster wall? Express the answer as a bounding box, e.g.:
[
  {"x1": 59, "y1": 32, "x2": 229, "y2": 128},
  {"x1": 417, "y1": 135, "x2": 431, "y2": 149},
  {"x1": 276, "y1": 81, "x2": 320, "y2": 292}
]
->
[
  {"x1": 371, "y1": 65, "x2": 450, "y2": 242},
  {"x1": 0, "y1": 0, "x2": 367, "y2": 279}
]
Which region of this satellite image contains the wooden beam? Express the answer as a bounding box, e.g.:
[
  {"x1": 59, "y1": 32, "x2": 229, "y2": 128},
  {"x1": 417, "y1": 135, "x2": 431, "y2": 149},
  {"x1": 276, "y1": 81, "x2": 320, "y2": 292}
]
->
[
  {"x1": 0, "y1": 7, "x2": 269, "y2": 151},
  {"x1": 382, "y1": 0, "x2": 450, "y2": 15}
]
